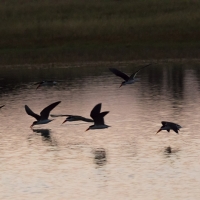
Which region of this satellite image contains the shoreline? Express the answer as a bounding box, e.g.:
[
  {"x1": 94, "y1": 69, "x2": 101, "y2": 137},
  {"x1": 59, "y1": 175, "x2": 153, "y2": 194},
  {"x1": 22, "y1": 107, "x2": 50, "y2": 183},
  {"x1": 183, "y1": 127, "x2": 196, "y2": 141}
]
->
[
  {"x1": 1, "y1": 56, "x2": 200, "y2": 68},
  {"x1": 0, "y1": 45, "x2": 200, "y2": 66}
]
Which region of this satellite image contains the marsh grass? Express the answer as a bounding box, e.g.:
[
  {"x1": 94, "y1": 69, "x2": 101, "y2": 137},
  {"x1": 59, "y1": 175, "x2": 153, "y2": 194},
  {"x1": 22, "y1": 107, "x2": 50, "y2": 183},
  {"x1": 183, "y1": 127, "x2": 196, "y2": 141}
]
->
[{"x1": 0, "y1": 0, "x2": 200, "y2": 64}]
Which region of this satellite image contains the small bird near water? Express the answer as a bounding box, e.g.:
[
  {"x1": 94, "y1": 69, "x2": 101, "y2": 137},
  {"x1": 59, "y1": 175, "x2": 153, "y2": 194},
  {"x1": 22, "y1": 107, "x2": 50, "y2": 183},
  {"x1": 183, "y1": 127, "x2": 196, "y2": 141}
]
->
[
  {"x1": 109, "y1": 63, "x2": 151, "y2": 87},
  {"x1": 156, "y1": 121, "x2": 182, "y2": 134},
  {"x1": 85, "y1": 103, "x2": 110, "y2": 131},
  {"x1": 25, "y1": 101, "x2": 61, "y2": 128},
  {"x1": 34, "y1": 80, "x2": 63, "y2": 89}
]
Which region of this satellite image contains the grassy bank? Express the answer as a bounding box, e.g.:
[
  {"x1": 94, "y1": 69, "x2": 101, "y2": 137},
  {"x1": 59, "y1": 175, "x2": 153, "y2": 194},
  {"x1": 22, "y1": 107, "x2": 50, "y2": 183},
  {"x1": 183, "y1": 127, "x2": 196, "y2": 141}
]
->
[{"x1": 0, "y1": 0, "x2": 200, "y2": 64}]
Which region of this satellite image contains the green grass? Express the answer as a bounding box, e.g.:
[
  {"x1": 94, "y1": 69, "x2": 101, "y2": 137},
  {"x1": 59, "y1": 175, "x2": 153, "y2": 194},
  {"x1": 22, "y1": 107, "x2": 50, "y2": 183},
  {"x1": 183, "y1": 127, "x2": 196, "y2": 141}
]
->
[{"x1": 0, "y1": 0, "x2": 200, "y2": 64}]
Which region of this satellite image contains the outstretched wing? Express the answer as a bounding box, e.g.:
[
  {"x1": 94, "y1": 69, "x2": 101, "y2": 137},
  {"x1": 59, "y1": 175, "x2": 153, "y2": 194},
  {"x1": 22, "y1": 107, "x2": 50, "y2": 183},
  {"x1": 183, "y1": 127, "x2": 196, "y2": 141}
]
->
[
  {"x1": 25, "y1": 105, "x2": 40, "y2": 120},
  {"x1": 169, "y1": 123, "x2": 179, "y2": 133},
  {"x1": 40, "y1": 101, "x2": 61, "y2": 120},
  {"x1": 93, "y1": 111, "x2": 109, "y2": 125},
  {"x1": 130, "y1": 63, "x2": 151, "y2": 79},
  {"x1": 109, "y1": 68, "x2": 129, "y2": 81},
  {"x1": 50, "y1": 114, "x2": 71, "y2": 117},
  {"x1": 90, "y1": 103, "x2": 102, "y2": 119},
  {"x1": 169, "y1": 122, "x2": 181, "y2": 134},
  {"x1": 162, "y1": 121, "x2": 181, "y2": 134},
  {"x1": 0, "y1": 105, "x2": 5, "y2": 109}
]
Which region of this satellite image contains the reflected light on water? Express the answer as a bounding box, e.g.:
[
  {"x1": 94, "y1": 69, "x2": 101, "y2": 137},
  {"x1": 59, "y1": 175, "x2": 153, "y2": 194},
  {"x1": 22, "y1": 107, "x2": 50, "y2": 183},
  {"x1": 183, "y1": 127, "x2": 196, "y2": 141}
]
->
[{"x1": 0, "y1": 63, "x2": 200, "y2": 199}]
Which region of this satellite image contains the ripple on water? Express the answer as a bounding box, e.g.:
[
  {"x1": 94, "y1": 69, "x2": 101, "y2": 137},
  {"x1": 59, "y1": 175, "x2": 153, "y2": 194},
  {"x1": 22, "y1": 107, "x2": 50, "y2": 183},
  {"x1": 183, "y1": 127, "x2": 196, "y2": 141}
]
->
[{"x1": 0, "y1": 63, "x2": 200, "y2": 199}]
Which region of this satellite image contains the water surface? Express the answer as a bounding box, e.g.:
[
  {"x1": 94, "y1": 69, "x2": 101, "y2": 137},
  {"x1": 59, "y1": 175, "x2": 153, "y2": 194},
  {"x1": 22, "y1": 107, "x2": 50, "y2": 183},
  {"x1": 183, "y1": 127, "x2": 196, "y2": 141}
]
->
[{"x1": 0, "y1": 62, "x2": 200, "y2": 200}]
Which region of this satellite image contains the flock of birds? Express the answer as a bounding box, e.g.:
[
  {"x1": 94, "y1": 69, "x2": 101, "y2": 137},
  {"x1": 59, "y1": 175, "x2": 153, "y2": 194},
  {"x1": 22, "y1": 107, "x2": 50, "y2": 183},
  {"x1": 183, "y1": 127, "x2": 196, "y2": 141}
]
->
[{"x1": 1, "y1": 64, "x2": 182, "y2": 134}]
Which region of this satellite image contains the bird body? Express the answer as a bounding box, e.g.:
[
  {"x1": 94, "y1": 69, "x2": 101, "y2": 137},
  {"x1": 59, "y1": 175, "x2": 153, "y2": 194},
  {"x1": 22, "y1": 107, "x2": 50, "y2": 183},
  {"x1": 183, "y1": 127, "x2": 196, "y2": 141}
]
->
[
  {"x1": 34, "y1": 119, "x2": 53, "y2": 125},
  {"x1": 156, "y1": 121, "x2": 182, "y2": 134},
  {"x1": 87, "y1": 124, "x2": 110, "y2": 130},
  {"x1": 121, "y1": 79, "x2": 136, "y2": 86},
  {"x1": 51, "y1": 114, "x2": 94, "y2": 123},
  {"x1": 109, "y1": 63, "x2": 151, "y2": 87},
  {"x1": 86, "y1": 103, "x2": 110, "y2": 131},
  {"x1": 0, "y1": 105, "x2": 5, "y2": 109},
  {"x1": 34, "y1": 80, "x2": 63, "y2": 89},
  {"x1": 25, "y1": 101, "x2": 61, "y2": 128},
  {"x1": 66, "y1": 115, "x2": 93, "y2": 122}
]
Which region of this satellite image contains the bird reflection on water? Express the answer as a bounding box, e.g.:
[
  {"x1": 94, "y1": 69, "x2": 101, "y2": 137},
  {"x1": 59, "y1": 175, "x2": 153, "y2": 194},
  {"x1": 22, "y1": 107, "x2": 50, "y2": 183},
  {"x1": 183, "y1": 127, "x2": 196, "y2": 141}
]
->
[
  {"x1": 32, "y1": 128, "x2": 57, "y2": 146},
  {"x1": 164, "y1": 146, "x2": 180, "y2": 156},
  {"x1": 33, "y1": 128, "x2": 51, "y2": 139},
  {"x1": 165, "y1": 146, "x2": 172, "y2": 154},
  {"x1": 1, "y1": 64, "x2": 200, "y2": 199},
  {"x1": 93, "y1": 148, "x2": 107, "y2": 167}
]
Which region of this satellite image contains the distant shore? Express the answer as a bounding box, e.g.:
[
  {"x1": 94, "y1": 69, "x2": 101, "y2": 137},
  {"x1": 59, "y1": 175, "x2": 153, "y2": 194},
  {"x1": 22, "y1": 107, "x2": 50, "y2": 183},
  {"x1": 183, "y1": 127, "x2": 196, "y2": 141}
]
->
[{"x1": 0, "y1": 0, "x2": 200, "y2": 65}]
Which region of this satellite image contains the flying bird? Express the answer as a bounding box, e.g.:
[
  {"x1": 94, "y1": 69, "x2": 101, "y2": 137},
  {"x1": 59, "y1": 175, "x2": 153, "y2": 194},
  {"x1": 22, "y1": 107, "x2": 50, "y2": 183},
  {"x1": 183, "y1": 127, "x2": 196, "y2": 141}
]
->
[
  {"x1": 25, "y1": 101, "x2": 61, "y2": 128},
  {"x1": 109, "y1": 63, "x2": 151, "y2": 87},
  {"x1": 156, "y1": 121, "x2": 182, "y2": 134},
  {"x1": 85, "y1": 103, "x2": 110, "y2": 131},
  {"x1": 51, "y1": 114, "x2": 94, "y2": 124},
  {"x1": 34, "y1": 80, "x2": 63, "y2": 89}
]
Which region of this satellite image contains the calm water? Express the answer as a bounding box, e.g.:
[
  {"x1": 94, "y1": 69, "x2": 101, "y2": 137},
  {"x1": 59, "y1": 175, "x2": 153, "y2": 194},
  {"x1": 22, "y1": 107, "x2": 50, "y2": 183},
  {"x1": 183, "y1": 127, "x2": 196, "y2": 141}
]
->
[{"x1": 0, "y1": 62, "x2": 200, "y2": 200}]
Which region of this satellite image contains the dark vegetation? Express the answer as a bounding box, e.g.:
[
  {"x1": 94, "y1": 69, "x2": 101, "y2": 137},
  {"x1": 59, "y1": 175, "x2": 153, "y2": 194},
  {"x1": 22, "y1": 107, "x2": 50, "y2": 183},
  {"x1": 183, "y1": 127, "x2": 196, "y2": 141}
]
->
[{"x1": 0, "y1": 0, "x2": 200, "y2": 64}]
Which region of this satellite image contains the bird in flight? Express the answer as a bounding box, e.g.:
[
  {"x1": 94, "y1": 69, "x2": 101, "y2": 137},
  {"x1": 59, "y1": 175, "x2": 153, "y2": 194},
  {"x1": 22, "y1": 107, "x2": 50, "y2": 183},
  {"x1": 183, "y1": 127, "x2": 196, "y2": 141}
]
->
[
  {"x1": 34, "y1": 80, "x2": 63, "y2": 89},
  {"x1": 156, "y1": 121, "x2": 182, "y2": 134},
  {"x1": 51, "y1": 114, "x2": 94, "y2": 124},
  {"x1": 109, "y1": 63, "x2": 151, "y2": 87},
  {"x1": 85, "y1": 103, "x2": 110, "y2": 131},
  {"x1": 25, "y1": 101, "x2": 61, "y2": 128}
]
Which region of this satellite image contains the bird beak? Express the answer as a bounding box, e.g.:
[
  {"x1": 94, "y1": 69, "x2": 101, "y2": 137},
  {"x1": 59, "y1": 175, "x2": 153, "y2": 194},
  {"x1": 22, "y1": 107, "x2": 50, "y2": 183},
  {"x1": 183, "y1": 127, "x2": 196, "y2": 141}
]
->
[
  {"x1": 62, "y1": 119, "x2": 67, "y2": 124},
  {"x1": 119, "y1": 83, "x2": 123, "y2": 88},
  {"x1": 156, "y1": 129, "x2": 161, "y2": 134},
  {"x1": 36, "y1": 84, "x2": 41, "y2": 90},
  {"x1": 85, "y1": 127, "x2": 90, "y2": 131}
]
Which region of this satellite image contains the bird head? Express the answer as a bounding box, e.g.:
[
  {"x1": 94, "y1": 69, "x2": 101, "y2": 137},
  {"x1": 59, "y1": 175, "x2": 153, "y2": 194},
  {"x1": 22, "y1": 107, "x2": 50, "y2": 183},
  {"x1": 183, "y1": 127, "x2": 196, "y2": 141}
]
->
[
  {"x1": 66, "y1": 116, "x2": 74, "y2": 121},
  {"x1": 62, "y1": 116, "x2": 74, "y2": 124},
  {"x1": 156, "y1": 125, "x2": 165, "y2": 134},
  {"x1": 85, "y1": 125, "x2": 94, "y2": 131},
  {"x1": 30, "y1": 121, "x2": 37, "y2": 129},
  {"x1": 156, "y1": 128, "x2": 162, "y2": 134},
  {"x1": 62, "y1": 118, "x2": 68, "y2": 124}
]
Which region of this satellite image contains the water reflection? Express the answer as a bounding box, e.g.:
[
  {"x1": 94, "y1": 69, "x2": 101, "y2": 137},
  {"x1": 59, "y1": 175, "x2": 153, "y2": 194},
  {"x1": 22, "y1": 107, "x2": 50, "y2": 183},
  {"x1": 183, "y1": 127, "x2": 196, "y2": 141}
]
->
[
  {"x1": 163, "y1": 147, "x2": 181, "y2": 163},
  {"x1": 1, "y1": 63, "x2": 200, "y2": 199},
  {"x1": 33, "y1": 128, "x2": 51, "y2": 139},
  {"x1": 93, "y1": 148, "x2": 107, "y2": 167},
  {"x1": 167, "y1": 66, "x2": 184, "y2": 99},
  {"x1": 32, "y1": 128, "x2": 57, "y2": 146},
  {"x1": 0, "y1": 63, "x2": 200, "y2": 99},
  {"x1": 165, "y1": 146, "x2": 172, "y2": 154}
]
